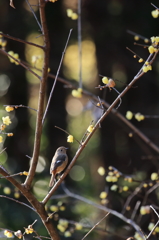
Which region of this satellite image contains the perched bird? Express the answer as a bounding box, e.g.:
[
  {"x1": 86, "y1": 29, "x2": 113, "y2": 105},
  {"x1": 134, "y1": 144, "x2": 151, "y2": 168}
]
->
[{"x1": 49, "y1": 146, "x2": 68, "y2": 187}]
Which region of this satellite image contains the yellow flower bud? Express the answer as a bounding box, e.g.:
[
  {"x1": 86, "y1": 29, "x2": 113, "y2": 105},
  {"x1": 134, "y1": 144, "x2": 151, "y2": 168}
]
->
[
  {"x1": 67, "y1": 9, "x2": 73, "y2": 17},
  {"x1": 102, "y1": 77, "x2": 109, "y2": 84},
  {"x1": 0, "y1": 136, "x2": 3, "y2": 143},
  {"x1": 75, "y1": 223, "x2": 83, "y2": 230},
  {"x1": 148, "y1": 45, "x2": 156, "y2": 54},
  {"x1": 151, "y1": 172, "x2": 158, "y2": 180},
  {"x1": 3, "y1": 187, "x2": 11, "y2": 195},
  {"x1": 64, "y1": 231, "x2": 72, "y2": 237},
  {"x1": 123, "y1": 186, "x2": 129, "y2": 191},
  {"x1": 87, "y1": 124, "x2": 94, "y2": 133},
  {"x1": 97, "y1": 166, "x2": 105, "y2": 176},
  {"x1": 71, "y1": 13, "x2": 78, "y2": 20},
  {"x1": 99, "y1": 191, "x2": 107, "y2": 199},
  {"x1": 134, "y1": 35, "x2": 139, "y2": 41},
  {"x1": 50, "y1": 205, "x2": 59, "y2": 212},
  {"x1": 151, "y1": 9, "x2": 159, "y2": 18},
  {"x1": 110, "y1": 184, "x2": 118, "y2": 191},
  {"x1": 5, "y1": 106, "x2": 14, "y2": 112},
  {"x1": 126, "y1": 111, "x2": 133, "y2": 120},
  {"x1": 67, "y1": 135, "x2": 74, "y2": 143},
  {"x1": 23, "y1": 171, "x2": 28, "y2": 176}
]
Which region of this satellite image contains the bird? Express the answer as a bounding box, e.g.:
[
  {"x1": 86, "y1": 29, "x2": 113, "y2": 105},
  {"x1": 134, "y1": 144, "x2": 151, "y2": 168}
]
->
[{"x1": 49, "y1": 146, "x2": 68, "y2": 187}]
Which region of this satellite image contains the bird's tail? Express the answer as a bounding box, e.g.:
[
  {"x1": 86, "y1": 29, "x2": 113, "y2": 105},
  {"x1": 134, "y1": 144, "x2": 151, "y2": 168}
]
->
[{"x1": 49, "y1": 174, "x2": 55, "y2": 187}]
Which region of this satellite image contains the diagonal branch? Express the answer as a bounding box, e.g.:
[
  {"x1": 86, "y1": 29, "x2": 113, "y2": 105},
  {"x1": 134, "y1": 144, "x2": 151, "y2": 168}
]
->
[{"x1": 42, "y1": 51, "x2": 159, "y2": 205}]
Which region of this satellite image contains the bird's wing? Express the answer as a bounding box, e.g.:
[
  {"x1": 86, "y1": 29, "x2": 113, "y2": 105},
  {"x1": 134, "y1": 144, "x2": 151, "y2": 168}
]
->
[{"x1": 50, "y1": 154, "x2": 66, "y2": 172}]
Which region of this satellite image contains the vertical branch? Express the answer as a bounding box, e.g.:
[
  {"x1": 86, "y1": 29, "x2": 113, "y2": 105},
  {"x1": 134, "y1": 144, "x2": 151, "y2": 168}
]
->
[
  {"x1": 78, "y1": 0, "x2": 82, "y2": 88},
  {"x1": 24, "y1": 0, "x2": 50, "y2": 189}
]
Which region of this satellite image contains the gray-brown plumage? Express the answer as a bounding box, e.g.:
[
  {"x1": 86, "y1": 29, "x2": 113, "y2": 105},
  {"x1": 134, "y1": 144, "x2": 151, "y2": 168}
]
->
[{"x1": 49, "y1": 146, "x2": 68, "y2": 187}]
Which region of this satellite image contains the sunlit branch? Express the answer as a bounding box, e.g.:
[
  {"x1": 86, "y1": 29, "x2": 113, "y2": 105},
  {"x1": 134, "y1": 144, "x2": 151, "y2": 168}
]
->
[
  {"x1": 0, "y1": 49, "x2": 41, "y2": 80},
  {"x1": 0, "y1": 32, "x2": 44, "y2": 49}
]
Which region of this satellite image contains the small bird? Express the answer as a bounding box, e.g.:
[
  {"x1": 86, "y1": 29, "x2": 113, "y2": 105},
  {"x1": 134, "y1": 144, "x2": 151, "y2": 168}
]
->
[{"x1": 49, "y1": 146, "x2": 68, "y2": 187}]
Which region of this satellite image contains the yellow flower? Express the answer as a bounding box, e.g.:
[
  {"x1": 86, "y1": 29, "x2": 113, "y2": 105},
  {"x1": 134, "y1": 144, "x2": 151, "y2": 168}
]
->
[
  {"x1": 102, "y1": 76, "x2": 109, "y2": 84},
  {"x1": 110, "y1": 184, "x2": 118, "y2": 191},
  {"x1": 7, "y1": 133, "x2": 13, "y2": 137},
  {"x1": 4, "y1": 230, "x2": 13, "y2": 238},
  {"x1": 14, "y1": 192, "x2": 20, "y2": 198},
  {"x1": 126, "y1": 111, "x2": 133, "y2": 120},
  {"x1": 57, "y1": 224, "x2": 66, "y2": 233},
  {"x1": 25, "y1": 227, "x2": 34, "y2": 234},
  {"x1": 134, "y1": 35, "x2": 139, "y2": 41},
  {"x1": 23, "y1": 171, "x2": 28, "y2": 176},
  {"x1": 67, "y1": 9, "x2": 73, "y2": 17},
  {"x1": 148, "y1": 222, "x2": 154, "y2": 231},
  {"x1": 140, "y1": 206, "x2": 150, "y2": 215},
  {"x1": 72, "y1": 88, "x2": 82, "y2": 98},
  {"x1": 2, "y1": 116, "x2": 12, "y2": 125},
  {"x1": 151, "y1": 172, "x2": 158, "y2": 180},
  {"x1": 123, "y1": 186, "x2": 129, "y2": 191},
  {"x1": 14, "y1": 230, "x2": 23, "y2": 239},
  {"x1": 49, "y1": 0, "x2": 58, "y2": 2},
  {"x1": 50, "y1": 205, "x2": 58, "y2": 212},
  {"x1": 3, "y1": 187, "x2": 11, "y2": 195},
  {"x1": 5, "y1": 106, "x2": 14, "y2": 112},
  {"x1": 71, "y1": 13, "x2": 78, "y2": 20},
  {"x1": 64, "y1": 231, "x2": 72, "y2": 237},
  {"x1": 135, "y1": 113, "x2": 145, "y2": 121},
  {"x1": 87, "y1": 124, "x2": 94, "y2": 133},
  {"x1": 67, "y1": 135, "x2": 73, "y2": 143},
  {"x1": 99, "y1": 191, "x2": 107, "y2": 199},
  {"x1": 97, "y1": 166, "x2": 105, "y2": 176},
  {"x1": 59, "y1": 205, "x2": 65, "y2": 211},
  {"x1": 75, "y1": 223, "x2": 83, "y2": 230},
  {"x1": 151, "y1": 9, "x2": 159, "y2": 18},
  {"x1": 148, "y1": 45, "x2": 156, "y2": 54},
  {"x1": 138, "y1": 58, "x2": 143, "y2": 63},
  {"x1": 0, "y1": 136, "x2": 3, "y2": 143}
]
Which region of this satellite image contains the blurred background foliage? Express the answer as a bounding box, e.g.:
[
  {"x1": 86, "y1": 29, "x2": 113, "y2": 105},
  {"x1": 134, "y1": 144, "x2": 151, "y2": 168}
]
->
[{"x1": 0, "y1": 0, "x2": 159, "y2": 239}]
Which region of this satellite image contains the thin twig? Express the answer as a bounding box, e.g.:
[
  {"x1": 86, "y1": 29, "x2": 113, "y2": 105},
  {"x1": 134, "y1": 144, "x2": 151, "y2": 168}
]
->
[
  {"x1": 81, "y1": 213, "x2": 110, "y2": 240},
  {"x1": 3, "y1": 104, "x2": 37, "y2": 112},
  {"x1": 25, "y1": 0, "x2": 42, "y2": 32},
  {"x1": 62, "y1": 185, "x2": 146, "y2": 239},
  {"x1": 55, "y1": 126, "x2": 82, "y2": 145},
  {"x1": 146, "y1": 206, "x2": 159, "y2": 239},
  {"x1": 42, "y1": 29, "x2": 73, "y2": 124},
  {"x1": 0, "y1": 148, "x2": 7, "y2": 155},
  {"x1": 0, "y1": 32, "x2": 44, "y2": 49},
  {"x1": 0, "y1": 195, "x2": 36, "y2": 212},
  {"x1": 131, "y1": 201, "x2": 141, "y2": 221},
  {"x1": 0, "y1": 49, "x2": 41, "y2": 80}
]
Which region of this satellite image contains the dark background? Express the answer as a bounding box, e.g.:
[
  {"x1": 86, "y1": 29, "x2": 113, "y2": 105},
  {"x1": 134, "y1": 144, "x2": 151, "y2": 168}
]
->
[{"x1": 0, "y1": 0, "x2": 159, "y2": 239}]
